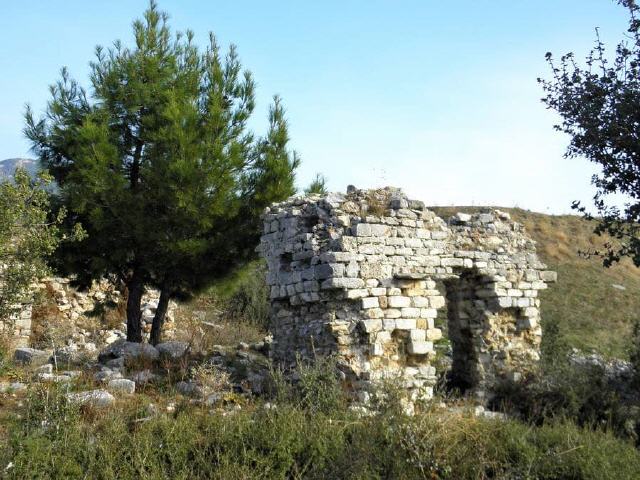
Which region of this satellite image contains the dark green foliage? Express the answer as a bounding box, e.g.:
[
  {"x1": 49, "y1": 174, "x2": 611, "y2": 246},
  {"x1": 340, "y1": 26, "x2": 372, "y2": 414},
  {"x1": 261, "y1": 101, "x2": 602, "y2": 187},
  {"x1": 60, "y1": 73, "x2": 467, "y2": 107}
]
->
[
  {"x1": 304, "y1": 173, "x2": 328, "y2": 195},
  {"x1": 0, "y1": 168, "x2": 71, "y2": 324},
  {"x1": 24, "y1": 1, "x2": 299, "y2": 342},
  {"x1": 540, "y1": 0, "x2": 640, "y2": 268},
  {"x1": 224, "y1": 261, "x2": 270, "y2": 330}
]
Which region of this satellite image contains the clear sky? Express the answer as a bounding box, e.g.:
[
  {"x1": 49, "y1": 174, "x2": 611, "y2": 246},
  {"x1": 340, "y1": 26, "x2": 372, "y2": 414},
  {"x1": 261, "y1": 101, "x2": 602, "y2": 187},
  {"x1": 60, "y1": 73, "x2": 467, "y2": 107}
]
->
[{"x1": 0, "y1": 1, "x2": 632, "y2": 213}]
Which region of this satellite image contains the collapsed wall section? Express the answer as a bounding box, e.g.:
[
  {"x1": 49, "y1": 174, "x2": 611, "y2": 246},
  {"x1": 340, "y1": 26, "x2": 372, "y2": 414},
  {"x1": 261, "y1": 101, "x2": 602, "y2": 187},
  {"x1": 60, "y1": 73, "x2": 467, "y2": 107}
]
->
[{"x1": 260, "y1": 187, "x2": 556, "y2": 402}]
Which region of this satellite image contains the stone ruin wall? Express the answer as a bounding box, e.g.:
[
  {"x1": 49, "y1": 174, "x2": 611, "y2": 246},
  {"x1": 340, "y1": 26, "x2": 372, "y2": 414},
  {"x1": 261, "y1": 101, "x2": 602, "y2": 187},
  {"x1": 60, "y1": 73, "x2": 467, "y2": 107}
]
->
[
  {"x1": 260, "y1": 187, "x2": 557, "y2": 402},
  {"x1": 0, "y1": 306, "x2": 32, "y2": 348},
  {"x1": 1, "y1": 278, "x2": 176, "y2": 351}
]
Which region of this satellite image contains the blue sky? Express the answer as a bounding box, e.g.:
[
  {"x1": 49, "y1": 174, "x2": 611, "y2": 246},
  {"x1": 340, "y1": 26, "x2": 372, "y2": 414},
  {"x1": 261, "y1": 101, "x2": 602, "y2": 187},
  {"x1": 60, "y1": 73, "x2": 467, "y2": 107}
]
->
[{"x1": 0, "y1": 1, "x2": 631, "y2": 212}]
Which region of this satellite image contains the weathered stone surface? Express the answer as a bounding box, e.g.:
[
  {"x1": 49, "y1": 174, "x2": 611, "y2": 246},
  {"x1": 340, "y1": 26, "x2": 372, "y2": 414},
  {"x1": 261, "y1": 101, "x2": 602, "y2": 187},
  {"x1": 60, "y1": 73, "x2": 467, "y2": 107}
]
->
[
  {"x1": 67, "y1": 390, "x2": 115, "y2": 408},
  {"x1": 98, "y1": 340, "x2": 159, "y2": 363},
  {"x1": 156, "y1": 341, "x2": 190, "y2": 360},
  {"x1": 176, "y1": 381, "x2": 205, "y2": 398},
  {"x1": 13, "y1": 347, "x2": 50, "y2": 366},
  {"x1": 130, "y1": 370, "x2": 158, "y2": 385},
  {"x1": 260, "y1": 187, "x2": 554, "y2": 404},
  {"x1": 107, "y1": 378, "x2": 136, "y2": 394}
]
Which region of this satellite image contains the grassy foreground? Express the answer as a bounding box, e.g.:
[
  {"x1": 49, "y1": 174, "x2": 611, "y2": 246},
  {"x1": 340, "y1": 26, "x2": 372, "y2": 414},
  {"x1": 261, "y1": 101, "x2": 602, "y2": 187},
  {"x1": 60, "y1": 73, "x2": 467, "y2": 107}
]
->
[
  {"x1": 433, "y1": 207, "x2": 640, "y2": 358},
  {"x1": 1, "y1": 381, "x2": 639, "y2": 480}
]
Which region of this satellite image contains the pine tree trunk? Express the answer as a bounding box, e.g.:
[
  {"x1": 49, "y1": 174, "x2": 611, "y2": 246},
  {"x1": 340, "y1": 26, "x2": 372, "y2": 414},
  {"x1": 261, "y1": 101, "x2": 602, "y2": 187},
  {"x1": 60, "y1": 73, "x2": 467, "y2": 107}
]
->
[
  {"x1": 149, "y1": 285, "x2": 170, "y2": 346},
  {"x1": 126, "y1": 275, "x2": 144, "y2": 343}
]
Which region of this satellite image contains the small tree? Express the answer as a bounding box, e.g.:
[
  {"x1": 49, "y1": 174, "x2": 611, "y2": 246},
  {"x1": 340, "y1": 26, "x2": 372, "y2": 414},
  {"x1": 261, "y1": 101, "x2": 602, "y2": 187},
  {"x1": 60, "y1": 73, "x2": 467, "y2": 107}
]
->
[
  {"x1": 304, "y1": 173, "x2": 328, "y2": 195},
  {"x1": 0, "y1": 168, "x2": 67, "y2": 327},
  {"x1": 539, "y1": 0, "x2": 640, "y2": 267},
  {"x1": 25, "y1": 2, "x2": 299, "y2": 344}
]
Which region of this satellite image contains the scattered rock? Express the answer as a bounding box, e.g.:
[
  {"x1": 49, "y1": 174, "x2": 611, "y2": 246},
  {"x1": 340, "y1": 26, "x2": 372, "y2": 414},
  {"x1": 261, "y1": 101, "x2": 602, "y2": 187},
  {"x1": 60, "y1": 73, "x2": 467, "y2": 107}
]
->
[
  {"x1": 107, "y1": 378, "x2": 136, "y2": 394},
  {"x1": 176, "y1": 381, "x2": 205, "y2": 398},
  {"x1": 35, "y1": 364, "x2": 53, "y2": 375},
  {"x1": 13, "y1": 347, "x2": 50, "y2": 366},
  {"x1": 98, "y1": 340, "x2": 159, "y2": 363},
  {"x1": 94, "y1": 369, "x2": 122, "y2": 383},
  {"x1": 237, "y1": 342, "x2": 250, "y2": 351},
  {"x1": 105, "y1": 357, "x2": 125, "y2": 369},
  {"x1": 37, "y1": 373, "x2": 72, "y2": 383},
  {"x1": 156, "y1": 341, "x2": 189, "y2": 360},
  {"x1": 612, "y1": 284, "x2": 626, "y2": 291},
  {"x1": 130, "y1": 370, "x2": 158, "y2": 385},
  {"x1": 205, "y1": 392, "x2": 222, "y2": 406},
  {"x1": 67, "y1": 389, "x2": 115, "y2": 408},
  {"x1": 8, "y1": 382, "x2": 27, "y2": 392}
]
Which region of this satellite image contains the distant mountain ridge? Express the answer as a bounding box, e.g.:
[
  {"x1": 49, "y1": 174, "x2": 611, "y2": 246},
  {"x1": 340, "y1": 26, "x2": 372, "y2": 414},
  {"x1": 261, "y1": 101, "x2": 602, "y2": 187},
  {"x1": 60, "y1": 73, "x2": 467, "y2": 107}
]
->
[{"x1": 0, "y1": 158, "x2": 41, "y2": 180}]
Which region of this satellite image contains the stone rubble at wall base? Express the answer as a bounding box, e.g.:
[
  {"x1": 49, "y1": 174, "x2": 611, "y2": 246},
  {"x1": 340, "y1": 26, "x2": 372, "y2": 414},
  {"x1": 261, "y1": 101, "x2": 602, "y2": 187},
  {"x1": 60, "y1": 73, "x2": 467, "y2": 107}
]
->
[
  {"x1": 260, "y1": 187, "x2": 556, "y2": 404},
  {"x1": 0, "y1": 277, "x2": 177, "y2": 355}
]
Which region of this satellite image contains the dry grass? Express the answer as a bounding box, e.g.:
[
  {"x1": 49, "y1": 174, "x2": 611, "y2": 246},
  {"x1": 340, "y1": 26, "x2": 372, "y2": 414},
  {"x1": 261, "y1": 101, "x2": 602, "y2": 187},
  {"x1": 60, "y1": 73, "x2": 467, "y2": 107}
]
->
[{"x1": 173, "y1": 293, "x2": 266, "y2": 354}]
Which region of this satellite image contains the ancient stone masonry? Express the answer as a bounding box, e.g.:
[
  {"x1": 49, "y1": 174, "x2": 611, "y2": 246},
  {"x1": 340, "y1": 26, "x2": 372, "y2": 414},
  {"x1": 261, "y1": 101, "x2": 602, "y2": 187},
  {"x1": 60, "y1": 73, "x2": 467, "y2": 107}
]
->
[
  {"x1": 1, "y1": 278, "x2": 176, "y2": 352},
  {"x1": 260, "y1": 187, "x2": 557, "y2": 403},
  {"x1": 0, "y1": 306, "x2": 32, "y2": 347}
]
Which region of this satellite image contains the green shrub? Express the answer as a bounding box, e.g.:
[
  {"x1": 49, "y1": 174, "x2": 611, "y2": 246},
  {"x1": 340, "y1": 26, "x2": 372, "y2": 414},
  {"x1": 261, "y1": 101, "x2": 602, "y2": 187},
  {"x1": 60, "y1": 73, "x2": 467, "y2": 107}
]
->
[{"x1": 2, "y1": 392, "x2": 640, "y2": 479}]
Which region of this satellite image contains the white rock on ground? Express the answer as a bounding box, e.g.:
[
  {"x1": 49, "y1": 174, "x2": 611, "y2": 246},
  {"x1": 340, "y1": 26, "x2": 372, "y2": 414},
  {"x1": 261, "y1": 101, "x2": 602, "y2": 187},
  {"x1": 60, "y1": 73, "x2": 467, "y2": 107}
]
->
[
  {"x1": 130, "y1": 370, "x2": 158, "y2": 385},
  {"x1": 67, "y1": 390, "x2": 115, "y2": 408},
  {"x1": 156, "y1": 341, "x2": 189, "y2": 360},
  {"x1": 13, "y1": 347, "x2": 50, "y2": 366},
  {"x1": 107, "y1": 378, "x2": 136, "y2": 394},
  {"x1": 98, "y1": 340, "x2": 160, "y2": 363}
]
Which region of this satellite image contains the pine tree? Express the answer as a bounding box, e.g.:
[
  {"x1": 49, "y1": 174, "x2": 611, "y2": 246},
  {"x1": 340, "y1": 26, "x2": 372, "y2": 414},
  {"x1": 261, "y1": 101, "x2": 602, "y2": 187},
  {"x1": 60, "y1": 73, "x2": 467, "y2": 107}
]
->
[{"x1": 25, "y1": 2, "x2": 299, "y2": 344}]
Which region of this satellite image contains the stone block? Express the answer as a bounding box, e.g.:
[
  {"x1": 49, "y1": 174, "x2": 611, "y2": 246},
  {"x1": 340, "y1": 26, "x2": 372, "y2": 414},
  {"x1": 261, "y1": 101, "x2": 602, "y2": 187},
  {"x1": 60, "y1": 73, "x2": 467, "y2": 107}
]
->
[
  {"x1": 411, "y1": 296, "x2": 429, "y2": 308},
  {"x1": 426, "y1": 328, "x2": 442, "y2": 341},
  {"x1": 361, "y1": 319, "x2": 382, "y2": 333},
  {"x1": 428, "y1": 296, "x2": 446, "y2": 309},
  {"x1": 321, "y1": 278, "x2": 365, "y2": 289},
  {"x1": 388, "y1": 296, "x2": 410, "y2": 308},
  {"x1": 395, "y1": 318, "x2": 416, "y2": 330},
  {"x1": 361, "y1": 297, "x2": 379, "y2": 309},
  {"x1": 14, "y1": 348, "x2": 50, "y2": 366},
  {"x1": 407, "y1": 341, "x2": 433, "y2": 355},
  {"x1": 401, "y1": 307, "x2": 420, "y2": 318}
]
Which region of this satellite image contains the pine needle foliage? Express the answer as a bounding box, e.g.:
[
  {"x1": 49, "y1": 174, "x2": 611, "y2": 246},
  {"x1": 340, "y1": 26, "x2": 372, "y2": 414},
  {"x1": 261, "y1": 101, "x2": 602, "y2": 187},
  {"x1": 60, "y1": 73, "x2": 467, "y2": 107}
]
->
[{"x1": 24, "y1": 1, "x2": 299, "y2": 343}]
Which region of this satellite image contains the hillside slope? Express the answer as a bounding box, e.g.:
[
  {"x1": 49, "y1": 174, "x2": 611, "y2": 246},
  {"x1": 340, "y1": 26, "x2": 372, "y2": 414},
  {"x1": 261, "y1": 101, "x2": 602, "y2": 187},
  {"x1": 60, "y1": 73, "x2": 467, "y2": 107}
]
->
[
  {"x1": 0, "y1": 158, "x2": 39, "y2": 180},
  {"x1": 432, "y1": 207, "x2": 640, "y2": 358}
]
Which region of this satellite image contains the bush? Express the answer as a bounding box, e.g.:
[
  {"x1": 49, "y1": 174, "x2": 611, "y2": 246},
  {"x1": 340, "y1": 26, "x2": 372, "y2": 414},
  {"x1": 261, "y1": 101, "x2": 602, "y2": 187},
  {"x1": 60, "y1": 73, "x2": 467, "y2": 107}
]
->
[{"x1": 2, "y1": 387, "x2": 640, "y2": 479}]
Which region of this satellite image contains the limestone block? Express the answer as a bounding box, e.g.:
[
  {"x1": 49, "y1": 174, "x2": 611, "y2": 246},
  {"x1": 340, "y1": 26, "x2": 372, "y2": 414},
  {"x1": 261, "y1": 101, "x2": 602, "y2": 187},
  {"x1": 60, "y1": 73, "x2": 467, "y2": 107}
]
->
[
  {"x1": 361, "y1": 297, "x2": 379, "y2": 309},
  {"x1": 362, "y1": 319, "x2": 383, "y2": 333},
  {"x1": 401, "y1": 307, "x2": 420, "y2": 318},
  {"x1": 384, "y1": 309, "x2": 402, "y2": 319},
  {"x1": 407, "y1": 341, "x2": 433, "y2": 355},
  {"x1": 409, "y1": 329, "x2": 426, "y2": 341},
  {"x1": 410, "y1": 296, "x2": 428, "y2": 308},
  {"x1": 354, "y1": 224, "x2": 371, "y2": 236},
  {"x1": 370, "y1": 224, "x2": 389, "y2": 236},
  {"x1": 321, "y1": 278, "x2": 365, "y2": 289},
  {"x1": 382, "y1": 319, "x2": 397, "y2": 330},
  {"x1": 395, "y1": 318, "x2": 416, "y2": 330},
  {"x1": 428, "y1": 296, "x2": 446, "y2": 309},
  {"x1": 345, "y1": 288, "x2": 368, "y2": 299},
  {"x1": 426, "y1": 328, "x2": 442, "y2": 341},
  {"x1": 420, "y1": 308, "x2": 438, "y2": 319},
  {"x1": 388, "y1": 296, "x2": 410, "y2": 308}
]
